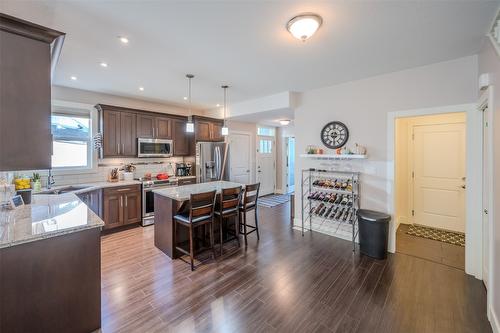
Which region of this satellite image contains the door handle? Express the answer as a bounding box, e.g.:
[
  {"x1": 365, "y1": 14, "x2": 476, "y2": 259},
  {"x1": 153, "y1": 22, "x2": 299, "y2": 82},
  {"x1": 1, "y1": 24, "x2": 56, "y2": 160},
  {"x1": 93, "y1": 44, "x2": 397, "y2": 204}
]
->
[
  {"x1": 461, "y1": 185, "x2": 466, "y2": 189},
  {"x1": 484, "y1": 209, "x2": 488, "y2": 215},
  {"x1": 246, "y1": 170, "x2": 250, "y2": 173}
]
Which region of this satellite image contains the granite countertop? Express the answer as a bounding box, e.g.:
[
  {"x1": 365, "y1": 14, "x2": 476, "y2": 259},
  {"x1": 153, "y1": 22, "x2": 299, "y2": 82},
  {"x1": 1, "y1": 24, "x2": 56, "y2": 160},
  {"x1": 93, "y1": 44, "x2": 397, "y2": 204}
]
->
[
  {"x1": 0, "y1": 192, "x2": 104, "y2": 249},
  {"x1": 153, "y1": 180, "x2": 244, "y2": 201}
]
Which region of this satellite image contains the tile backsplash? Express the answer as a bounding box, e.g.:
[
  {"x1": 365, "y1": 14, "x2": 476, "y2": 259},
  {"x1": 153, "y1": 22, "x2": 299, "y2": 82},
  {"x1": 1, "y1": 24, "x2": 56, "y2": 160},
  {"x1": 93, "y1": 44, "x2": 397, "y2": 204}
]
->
[{"x1": 0, "y1": 156, "x2": 195, "y2": 187}]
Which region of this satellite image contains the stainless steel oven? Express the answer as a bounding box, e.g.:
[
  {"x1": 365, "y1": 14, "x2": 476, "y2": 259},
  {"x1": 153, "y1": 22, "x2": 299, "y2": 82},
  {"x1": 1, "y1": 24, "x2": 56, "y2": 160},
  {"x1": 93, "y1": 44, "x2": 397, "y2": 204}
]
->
[
  {"x1": 141, "y1": 179, "x2": 178, "y2": 226},
  {"x1": 138, "y1": 138, "x2": 173, "y2": 158}
]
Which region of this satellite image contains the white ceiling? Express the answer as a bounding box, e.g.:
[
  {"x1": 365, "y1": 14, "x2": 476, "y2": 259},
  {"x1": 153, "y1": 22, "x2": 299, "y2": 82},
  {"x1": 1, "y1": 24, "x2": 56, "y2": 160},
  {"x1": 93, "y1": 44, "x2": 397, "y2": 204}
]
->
[
  {"x1": 230, "y1": 108, "x2": 295, "y2": 127},
  {"x1": 1, "y1": 1, "x2": 498, "y2": 109}
]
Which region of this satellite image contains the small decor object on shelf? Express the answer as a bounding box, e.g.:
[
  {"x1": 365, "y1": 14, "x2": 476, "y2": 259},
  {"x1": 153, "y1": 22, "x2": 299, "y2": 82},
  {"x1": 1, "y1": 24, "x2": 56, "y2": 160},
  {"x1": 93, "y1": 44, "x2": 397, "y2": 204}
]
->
[
  {"x1": 321, "y1": 121, "x2": 349, "y2": 149},
  {"x1": 122, "y1": 163, "x2": 136, "y2": 181},
  {"x1": 31, "y1": 173, "x2": 42, "y2": 192},
  {"x1": 354, "y1": 143, "x2": 367, "y2": 155},
  {"x1": 108, "y1": 168, "x2": 119, "y2": 183},
  {"x1": 301, "y1": 168, "x2": 360, "y2": 251}
]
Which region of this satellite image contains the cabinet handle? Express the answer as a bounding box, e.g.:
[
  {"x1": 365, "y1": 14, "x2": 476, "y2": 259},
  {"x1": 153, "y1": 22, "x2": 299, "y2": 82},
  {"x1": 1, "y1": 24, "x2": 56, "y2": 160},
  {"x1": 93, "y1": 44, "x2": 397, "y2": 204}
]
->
[
  {"x1": 125, "y1": 196, "x2": 128, "y2": 207},
  {"x1": 116, "y1": 188, "x2": 131, "y2": 192},
  {"x1": 117, "y1": 143, "x2": 120, "y2": 155},
  {"x1": 152, "y1": 127, "x2": 155, "y2": 137},
  {"x1": 122, "y1": 144, "x2": 125, "y2": 154},
  {"x1": 120, "y1": 196, "x2": 123, "y2": 207}
]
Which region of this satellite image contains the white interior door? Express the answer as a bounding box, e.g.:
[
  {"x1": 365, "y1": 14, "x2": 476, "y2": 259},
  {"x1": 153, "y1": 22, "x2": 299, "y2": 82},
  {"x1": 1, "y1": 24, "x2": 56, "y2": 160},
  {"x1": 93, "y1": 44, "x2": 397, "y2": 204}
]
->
[
  {"x1": 229, "y1": 133, "x2": 251, "y2": 184},
  {"x1": 412, "y1": 123, "x2": 466, "y2": 232},
  {"x1": 257, "y1": 136, "x2": 275, "y2": 196},
  {"x1": 482, "y1": 105, "x2": 491, "y2": 288}
]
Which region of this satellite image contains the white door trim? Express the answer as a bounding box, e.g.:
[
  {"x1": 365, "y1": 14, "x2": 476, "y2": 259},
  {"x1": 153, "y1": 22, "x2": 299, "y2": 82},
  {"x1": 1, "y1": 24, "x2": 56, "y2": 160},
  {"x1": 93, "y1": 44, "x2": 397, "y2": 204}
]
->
[
  {"x1": 387, "y1": 103, "x2": 482, "y2": 279},
  {"x1": 228, "y1": 130, "x2": 254, "y2": 183},
  {"x1": 479, "y1": 87, "x2": 495, "y2": 326}
]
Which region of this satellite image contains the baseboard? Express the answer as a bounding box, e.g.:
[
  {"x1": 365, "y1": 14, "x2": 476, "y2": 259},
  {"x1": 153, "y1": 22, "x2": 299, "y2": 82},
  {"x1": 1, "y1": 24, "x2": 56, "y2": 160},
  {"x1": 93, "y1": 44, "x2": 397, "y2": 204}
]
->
[
  {"x1": 490, "y1": 305, "x2": 500, "y2": 333},
  {"x1": 275, "y1": 188, "x2": 284, "y2": 194}
]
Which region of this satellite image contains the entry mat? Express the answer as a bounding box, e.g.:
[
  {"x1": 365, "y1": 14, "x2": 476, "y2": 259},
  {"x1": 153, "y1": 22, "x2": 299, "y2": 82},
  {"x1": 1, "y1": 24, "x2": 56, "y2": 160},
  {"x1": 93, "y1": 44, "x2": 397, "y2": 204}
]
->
[
  {"x1": 406, "y1": 224, "x2": 465, "y2": 247},
  {"x1": 258, "y1": 194, "x2": 291, "y2": 208}
]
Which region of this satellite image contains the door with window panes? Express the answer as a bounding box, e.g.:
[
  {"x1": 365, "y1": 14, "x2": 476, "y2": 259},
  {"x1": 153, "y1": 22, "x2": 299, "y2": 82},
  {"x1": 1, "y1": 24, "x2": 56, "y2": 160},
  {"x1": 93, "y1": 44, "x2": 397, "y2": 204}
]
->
[{"x1": 256, "y1": 127, "x2": 276, "y2": 196}]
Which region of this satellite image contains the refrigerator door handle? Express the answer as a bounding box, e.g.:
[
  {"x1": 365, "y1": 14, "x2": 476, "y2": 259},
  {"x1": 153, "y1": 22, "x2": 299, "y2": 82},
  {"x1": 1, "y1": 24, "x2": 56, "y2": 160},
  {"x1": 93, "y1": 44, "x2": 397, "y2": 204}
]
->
[{"x1": 215, "y1": 146, "x2": 221, "y2": 180}]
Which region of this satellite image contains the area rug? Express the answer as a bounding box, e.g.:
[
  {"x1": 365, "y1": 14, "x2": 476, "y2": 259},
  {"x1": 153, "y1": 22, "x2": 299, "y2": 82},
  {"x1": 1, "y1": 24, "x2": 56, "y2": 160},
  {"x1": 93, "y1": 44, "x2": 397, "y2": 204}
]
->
[
  {"x1": 258, "y1": 194, "x2": 291, "y2": 208},
  {"x1": 406, "y1": 224, "x2": 465, "y2": 247}
]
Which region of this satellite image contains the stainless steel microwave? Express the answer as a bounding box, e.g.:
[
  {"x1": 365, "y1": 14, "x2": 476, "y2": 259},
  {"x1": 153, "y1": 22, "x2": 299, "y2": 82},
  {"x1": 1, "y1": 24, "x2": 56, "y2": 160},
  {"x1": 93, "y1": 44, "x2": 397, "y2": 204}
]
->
[{"x1": 138, "y1": 138, "x2": 173, "y2": 158}]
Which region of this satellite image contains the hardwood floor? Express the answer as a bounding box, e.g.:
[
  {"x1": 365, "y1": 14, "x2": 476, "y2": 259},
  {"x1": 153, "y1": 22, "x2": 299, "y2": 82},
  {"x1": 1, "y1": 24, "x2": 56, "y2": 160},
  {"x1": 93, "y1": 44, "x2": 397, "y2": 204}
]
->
[
  {"x1": 396, "y1": 224, "x2": 465, "y2": 270},
  {"x1": 100, "y1": 203, "x2": 490, "y2": 333}
]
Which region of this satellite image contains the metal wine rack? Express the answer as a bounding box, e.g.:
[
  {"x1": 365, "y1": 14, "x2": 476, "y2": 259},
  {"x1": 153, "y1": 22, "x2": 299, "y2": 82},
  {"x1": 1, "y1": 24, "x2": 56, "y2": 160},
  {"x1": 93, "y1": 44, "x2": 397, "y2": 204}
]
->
[{"x1": 301, "y1": 169, "x2": 360, "y2": 251}]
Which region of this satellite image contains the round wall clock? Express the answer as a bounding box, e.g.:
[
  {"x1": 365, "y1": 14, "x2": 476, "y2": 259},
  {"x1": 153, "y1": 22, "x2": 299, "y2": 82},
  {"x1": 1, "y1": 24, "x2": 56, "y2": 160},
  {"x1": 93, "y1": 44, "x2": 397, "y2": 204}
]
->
[{"x1": 320, "y1": 121, "x2": 349, "y2": 149}]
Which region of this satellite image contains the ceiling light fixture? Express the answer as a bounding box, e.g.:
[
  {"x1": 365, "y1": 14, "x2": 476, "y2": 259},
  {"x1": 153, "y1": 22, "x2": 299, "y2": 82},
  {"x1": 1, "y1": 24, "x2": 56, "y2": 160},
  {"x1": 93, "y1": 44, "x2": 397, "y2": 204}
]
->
[
  {"x1": 216, "y1": 104, "x2": 220, "y2": 107},
  {"x1": 100, "y1": 62, "x2": 108, "y2": 68},
  {"x1": 185, "y1": 74, "x2": 195, "y2": 133},
  {"x1": 280, "y1": 119, "x2": 291, "y2": 126},
  {"x1": 183, "y1": 96, "x2": 188, "y2": 100},
  {"x1": 119, "y1": 36, "x2": 129, "y2": 44},
  {"x1": 70, "y1": 76, "x2": 77, "y2": 81},
  {"x1": 286, "y1": 13, "x2": 322, "y2": 41},
  {"x1": 221, "y1": 85, "x2": 229, "y2": 136},
  {"x1": 139, "y1": 86, "x2": 144, "y2": 91}
]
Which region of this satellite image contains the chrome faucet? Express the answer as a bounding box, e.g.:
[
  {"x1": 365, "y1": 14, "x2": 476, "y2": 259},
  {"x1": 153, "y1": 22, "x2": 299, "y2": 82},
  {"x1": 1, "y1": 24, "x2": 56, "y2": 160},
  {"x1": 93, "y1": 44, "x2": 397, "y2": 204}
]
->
[{"x1": 47, "y1": 170, "x2": 55, "y2": 189}]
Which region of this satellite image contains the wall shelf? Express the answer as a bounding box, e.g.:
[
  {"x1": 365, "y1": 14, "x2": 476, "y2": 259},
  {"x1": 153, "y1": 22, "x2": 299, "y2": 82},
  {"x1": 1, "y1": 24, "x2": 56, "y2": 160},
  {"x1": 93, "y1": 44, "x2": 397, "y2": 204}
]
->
[{"x1": 300, "y1": 154, "x2": 367, "y2": 160}]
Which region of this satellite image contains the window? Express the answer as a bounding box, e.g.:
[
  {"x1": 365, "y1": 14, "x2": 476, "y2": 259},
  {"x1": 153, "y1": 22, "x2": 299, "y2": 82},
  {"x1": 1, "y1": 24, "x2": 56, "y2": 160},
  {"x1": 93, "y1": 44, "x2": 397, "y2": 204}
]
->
[
  {"x1": 51, "y1": 113, "x2": 91, "y2": 169},
  {"x1": 259, "y1": 139, "x2": 273, "y2": 154},
  {"x1": 257, "y1": 127, "x2": 275, "y2": 136}
]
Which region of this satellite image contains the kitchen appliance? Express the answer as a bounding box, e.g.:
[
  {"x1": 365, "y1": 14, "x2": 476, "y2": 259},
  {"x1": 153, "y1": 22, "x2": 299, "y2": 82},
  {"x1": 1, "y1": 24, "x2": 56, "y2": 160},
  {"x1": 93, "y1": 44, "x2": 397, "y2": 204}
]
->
[
  {"x1": 140, "y1": 178, "x2": 178, "y2": 226},
  {"x1": 176, "y1": 163, "x2": 192, "y2": 177},
  {"x1": 138, "y1": 138, "x2": 173, "y2": 158},
  {"x1": 196, "y1": 142, "x2": 229, "y2": 183}
]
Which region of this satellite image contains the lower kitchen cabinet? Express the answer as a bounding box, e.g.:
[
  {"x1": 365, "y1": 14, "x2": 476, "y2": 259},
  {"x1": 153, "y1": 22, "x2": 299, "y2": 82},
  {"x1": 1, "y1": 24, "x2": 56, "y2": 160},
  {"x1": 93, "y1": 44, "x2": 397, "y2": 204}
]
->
[{"x1": 103, "y1": 185, "x2": 141, "y2": 229}]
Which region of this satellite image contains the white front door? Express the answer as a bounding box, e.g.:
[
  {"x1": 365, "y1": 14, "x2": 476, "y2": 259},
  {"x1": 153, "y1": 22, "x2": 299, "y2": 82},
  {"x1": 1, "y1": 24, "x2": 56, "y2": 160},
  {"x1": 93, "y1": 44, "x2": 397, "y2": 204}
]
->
[
  {"x1": 482, "y1": 105, "x2": 491, "y2": 288},
  {"x1": 412, "y1": 122, "x2": 466, "y2": 232},
  {"x1": 229, "y1": 133, "x2": 251, "y2": 184},
  {"x1": 257, "y1": 136, "x2": 275, "y2": 196}
]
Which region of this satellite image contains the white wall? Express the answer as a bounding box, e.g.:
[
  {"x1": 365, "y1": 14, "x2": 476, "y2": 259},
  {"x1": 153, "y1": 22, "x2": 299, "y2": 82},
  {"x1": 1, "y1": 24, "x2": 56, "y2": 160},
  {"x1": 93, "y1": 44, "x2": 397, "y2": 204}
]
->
[
  {"x1": 478, "y1": 37, "x2": 500, "y2": 332},
  {"x1": 294, "y1": 55, "x2": 478, "y2": 250}
]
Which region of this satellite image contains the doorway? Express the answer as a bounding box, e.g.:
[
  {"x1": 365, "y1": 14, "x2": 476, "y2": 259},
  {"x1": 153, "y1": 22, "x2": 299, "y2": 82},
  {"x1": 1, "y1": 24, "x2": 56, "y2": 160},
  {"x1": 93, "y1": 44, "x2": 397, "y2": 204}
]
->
[
  {"x1": 395, "y1": 112, "x2": 466, "y2": 270},
  {"x1": 229, "y1": 132, "x2": 252, "y2": 184},
  {"x1": 257, "y1": 135, "x2": 276, "y2": 196},
  {"x1": 286, "y1": 137, "x2": 295, "y2": 193}
]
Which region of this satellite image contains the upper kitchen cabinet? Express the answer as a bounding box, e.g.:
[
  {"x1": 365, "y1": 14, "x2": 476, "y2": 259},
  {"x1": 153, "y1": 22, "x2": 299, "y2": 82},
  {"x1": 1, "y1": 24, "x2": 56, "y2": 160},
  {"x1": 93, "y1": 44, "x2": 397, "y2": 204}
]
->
[
  {"x1": 96, "y1": 104, "x2": 137, "y2": 158},
  {"x1": 173, "y1": 119, "x2": 191, "y2": 156},
  {"x1": 0, "y1": 14, "x2": 65, "y2": 171},
  {"x1": 194, "y1": 116, "x2": 225, "y2": 142},
  {"x1": 137, "y1": 114, "x2": 172, "y2": 139}
]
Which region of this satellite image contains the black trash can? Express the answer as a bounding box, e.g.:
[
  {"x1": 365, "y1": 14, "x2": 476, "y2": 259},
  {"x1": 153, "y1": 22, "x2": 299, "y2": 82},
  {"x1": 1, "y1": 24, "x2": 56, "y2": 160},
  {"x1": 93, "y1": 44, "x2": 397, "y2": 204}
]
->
[{"x1": 357, "y1": 209, "x2": 391, "y2": 259}]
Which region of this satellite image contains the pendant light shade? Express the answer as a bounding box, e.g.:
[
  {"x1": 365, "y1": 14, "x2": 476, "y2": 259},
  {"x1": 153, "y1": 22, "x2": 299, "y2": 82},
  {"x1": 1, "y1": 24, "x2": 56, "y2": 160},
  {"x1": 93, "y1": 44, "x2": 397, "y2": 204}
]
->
[
  {"x1": 185, "y1": 74, "x2": 194, "y2": 133},
  {"x1": 221, "y1": 85, "x2": 229, "y2": 136}
]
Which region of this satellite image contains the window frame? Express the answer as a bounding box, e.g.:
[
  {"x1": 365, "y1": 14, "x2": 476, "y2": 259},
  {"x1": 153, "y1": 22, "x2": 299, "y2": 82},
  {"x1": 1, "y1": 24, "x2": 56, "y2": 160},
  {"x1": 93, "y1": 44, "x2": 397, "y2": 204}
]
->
[{"x1": 50, "y1": 100, "x2": 98, "y2": 175}]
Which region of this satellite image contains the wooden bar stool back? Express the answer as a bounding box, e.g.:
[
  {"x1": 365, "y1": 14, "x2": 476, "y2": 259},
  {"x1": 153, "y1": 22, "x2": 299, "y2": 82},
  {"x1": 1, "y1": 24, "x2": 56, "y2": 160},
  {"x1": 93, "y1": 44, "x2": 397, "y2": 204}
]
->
[
  {"x1": 215, "y1": 186, "x2": 242, "y2": 256},
  {"x1": 173, "y1": 190, "x2": 216, "y2": 271},
  {"x1": 239, "y1": 183, "x2": 260, "y2": 245}
]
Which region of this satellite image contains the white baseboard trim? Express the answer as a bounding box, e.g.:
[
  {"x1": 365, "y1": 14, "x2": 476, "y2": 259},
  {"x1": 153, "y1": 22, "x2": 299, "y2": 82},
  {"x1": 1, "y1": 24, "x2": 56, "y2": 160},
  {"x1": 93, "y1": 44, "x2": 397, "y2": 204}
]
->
[
  {"x1": 275, "y1": 188, "x2": 285, "y2": 194},
  {"x1": 490, "y1": 306, "x2": 500, "y2": 333}
]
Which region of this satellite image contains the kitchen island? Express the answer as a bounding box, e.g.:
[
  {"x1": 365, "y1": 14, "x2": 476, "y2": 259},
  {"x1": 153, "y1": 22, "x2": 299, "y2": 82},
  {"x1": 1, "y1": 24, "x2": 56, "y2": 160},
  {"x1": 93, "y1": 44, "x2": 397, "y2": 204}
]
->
[
  {"x1": 153, "y1": 180, "x2": 244, "y2": 258},
  {"x1": 0, "y1": 193, "x2": 103, "y2": 333}
]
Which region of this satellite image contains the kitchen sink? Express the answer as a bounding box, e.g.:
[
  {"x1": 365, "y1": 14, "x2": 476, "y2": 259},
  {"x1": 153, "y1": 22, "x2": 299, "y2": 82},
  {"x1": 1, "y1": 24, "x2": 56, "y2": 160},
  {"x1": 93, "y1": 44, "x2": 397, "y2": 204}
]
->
[{"x1": 35, "y1": 185, "x2": 92, "y2": 195}]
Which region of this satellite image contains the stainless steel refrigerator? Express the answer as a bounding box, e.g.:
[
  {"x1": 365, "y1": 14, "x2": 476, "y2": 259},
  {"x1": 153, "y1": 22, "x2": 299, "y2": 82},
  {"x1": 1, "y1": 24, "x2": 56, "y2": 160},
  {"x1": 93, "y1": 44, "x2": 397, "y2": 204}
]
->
[{"x1": 195, "y1": 141, "x2": 229, "y2": 183}]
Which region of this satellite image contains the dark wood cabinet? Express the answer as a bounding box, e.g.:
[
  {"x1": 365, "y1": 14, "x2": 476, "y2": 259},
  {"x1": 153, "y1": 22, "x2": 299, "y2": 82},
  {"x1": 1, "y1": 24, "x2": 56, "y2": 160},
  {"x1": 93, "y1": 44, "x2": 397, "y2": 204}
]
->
[
  {"x1": 173, "y1": 119, "x2": 190, "y2": 156},
  {"x1": 178, "y1": 177, "x2": 196, "y2": 186},
  {"x1": 194, "y1": 117, "x2": 225, "y2": 142},
  {"x1": 98, "y1": 106, "x2": 137, "y2": 157},
  {"x1": 0, "y1": 14, "x2": 65, "y2": 171},
  {"x1": 156, "y1": 116, "x2": 172, "y2": 139},
  {"x1": 102, "y1": 185, "x2": 141, "y2": 229},
  {"x1": 136, "y1": 114, "x2": 155, "y2": 138},
  {"x1": 120, "y1": 112, "x2": 137, "y2": 156},
  {"x1": 195, "y1": 120, "x2": 212, "y2": 141}
]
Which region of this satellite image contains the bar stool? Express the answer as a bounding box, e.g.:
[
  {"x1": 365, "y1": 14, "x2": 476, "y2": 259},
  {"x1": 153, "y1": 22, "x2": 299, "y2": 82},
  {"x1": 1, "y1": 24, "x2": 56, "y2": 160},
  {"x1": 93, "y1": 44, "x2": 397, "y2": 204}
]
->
[
  {"x1": 173, "y1": 190, "x2": 216, "y2": 271},
  {"x1": 239, "y1": 183, "x2": 260, "y2": 246},
  {"x1": 215, "y1": 186, "x2": 242, "y2": 256}
]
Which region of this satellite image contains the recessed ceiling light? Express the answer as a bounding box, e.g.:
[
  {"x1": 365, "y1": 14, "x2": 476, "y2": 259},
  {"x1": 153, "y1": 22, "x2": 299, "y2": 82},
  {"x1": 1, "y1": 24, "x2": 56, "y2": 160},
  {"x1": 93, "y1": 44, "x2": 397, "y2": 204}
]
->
[
  {"x1": 183, "y1": 96, "x2": 188, "y2": 100},
  {"x1": 100, "y1": 62, "x2": 108, "y2": 68},
  {"x1": 287, "y1": 13, "x2": 322, "y2": 41},
  {"x1": 280, "y1": 119, "x2": 291, "y2": 126},
  {"x1": 70, "y1": 76, "x2": 77, "y2": 81},
  {"x1": 216, "y1": 104, "x2": 220, "y2": 107},
  {"x1": 119, "y1": 36, "x2": 129, "y2": 44},
  {"x1": 139, "y1": 86, "x2": 144, "y2": 91}
]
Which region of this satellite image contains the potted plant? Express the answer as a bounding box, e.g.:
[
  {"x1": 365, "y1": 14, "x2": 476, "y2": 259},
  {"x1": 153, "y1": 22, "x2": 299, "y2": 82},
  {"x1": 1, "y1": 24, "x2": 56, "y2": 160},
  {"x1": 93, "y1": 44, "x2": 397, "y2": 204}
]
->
[
  {"x1": 31, "y1": 173, "x2": 42, "y2": 192},
  {"x1": 122, "y1": 163, "x2": 136, "y2": 181}
]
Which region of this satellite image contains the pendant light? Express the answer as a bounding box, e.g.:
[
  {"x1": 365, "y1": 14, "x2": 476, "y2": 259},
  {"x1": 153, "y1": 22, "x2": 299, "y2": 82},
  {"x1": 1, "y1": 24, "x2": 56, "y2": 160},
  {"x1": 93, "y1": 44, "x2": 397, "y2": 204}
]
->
[
  {"x1": 221, "y1": 85, "x2": 229, "y2": 136},
  {"x1": 185, "y1": 74, "x2": 195, "y2": 133}
]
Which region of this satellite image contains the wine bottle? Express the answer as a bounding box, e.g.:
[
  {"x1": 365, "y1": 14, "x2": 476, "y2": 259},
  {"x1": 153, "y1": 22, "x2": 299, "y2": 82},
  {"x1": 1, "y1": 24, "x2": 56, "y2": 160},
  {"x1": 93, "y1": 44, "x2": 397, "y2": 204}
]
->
[
  {"x1": 324, "y1": 206, "x2": 333, "y2": 217},
  {"x1": 340, "y1": 195, "x2": 349, "y2": 205},
  {"x1": 314, "y1": 203, "x2": 324, "y2": 215},
  {"x1": 329, "y1": 207, "x2": 338, "y2": 219},
  {"x1": 335, "y1": 207, "x2": 344, "y2": 220}
]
